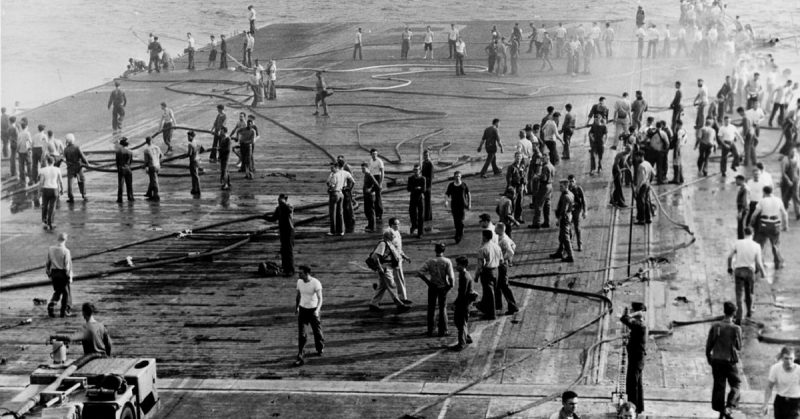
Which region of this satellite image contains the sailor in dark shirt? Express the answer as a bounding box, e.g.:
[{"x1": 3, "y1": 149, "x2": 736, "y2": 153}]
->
[
  {"x1": 107, "y1": 81, "x2": 127, "y2": 134},
  {"x1": 407, "y1": 164, "x2": 427, "y2": 238},
  {"x1": 115, "y1": 137, "x2": 134, "y2": 203},
  {"x1": 219, "y1": 34, "x2": 228, "y2": 69},
  {"x1": 478, "y1": 118, "x2": 504, "y2": 177},
  {"x1": 735, "y1": 175, "x2": 749, "y2": 239},
  {"x1": 264, "y1": 194, "x2": 295, "y2": 276},
  {"x1": 445, "y1": 171, "x2": 471, "y2": 243},
  {"x1": 218, "y1": 127, "x2": 232, "y2": 190},
  {"x1": 587, "y1": 96, "x2": 609, "y2": 125},
  {"x1": 210, "y1": 104, "x2": 226, "y2": 162},
  {"x1": 621, "y1": 302, "x2": 648, "y2": 415},
  {"x1": 421, "y1": 150, "x2": 434, "y2": 224},
  {"x1": 706, "y1": 301, "x2": 742, "y2": 418},
  {"x1": 567, "y1": 175, "x2": 587, "y2": 251},
  {"x1": 187, "y1": 131, "x2": 200, "y2": 195},
  {"x1": 669, "y1": 81, "x2": 683, "y2": 131},
  {"x1": 361, "y1": 163, "x2": 379, "y2": 232},
  {"x1": 63, "y1": 134, "x2": 89, "y2": 202}
]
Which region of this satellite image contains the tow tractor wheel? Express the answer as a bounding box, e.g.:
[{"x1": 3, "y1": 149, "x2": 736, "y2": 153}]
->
[{"x1": 120, "y1": 405, "x2": 135, "y2": 419}]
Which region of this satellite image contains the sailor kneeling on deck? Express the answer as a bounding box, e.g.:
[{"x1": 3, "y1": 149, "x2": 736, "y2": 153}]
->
[{"x1": 50, "y1": 302, "x2": 113, "y2": 357}]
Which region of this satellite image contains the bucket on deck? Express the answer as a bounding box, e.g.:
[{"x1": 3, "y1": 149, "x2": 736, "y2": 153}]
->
[{"x1": 50, "y1": 341, "x2": 67, "y2": 364}]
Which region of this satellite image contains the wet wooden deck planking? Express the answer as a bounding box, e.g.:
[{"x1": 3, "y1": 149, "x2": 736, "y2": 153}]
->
[{"x1": 1, "y1": 19, "x2": 712, "y2": 391}]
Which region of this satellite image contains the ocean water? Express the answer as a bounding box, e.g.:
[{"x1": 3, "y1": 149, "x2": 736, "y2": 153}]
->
[{"x1": 1, "y1": 0, "x2": 798, "y2": 109}]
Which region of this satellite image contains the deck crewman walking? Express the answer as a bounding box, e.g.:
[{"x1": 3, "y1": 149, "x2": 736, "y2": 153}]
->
[
  {"x1": 46, "y1": 233, "x2": 74, "y2": 318},
  {"x1": 107, "y1": 81, "x2": 126, "y2": 136},
  {"x1": 293, "y1": 266, "x2": 324, "y2": 367},
  {"x1": 479, "y1": 118, "x2": 504, "y2": 178},
  {"x1": 706, "y1": 301, "x2": 742, "y2": 419},
  {"x1": 727, "y1": 227, "x2": 766, "y2": 325},
  {"x1": 749, "y1": 185, "x2": 788, "y2": 270},
  {"x1": 550, "y1": 179, "x2": 575, "y2": 262},
  {"x1": 265, "y1": 194, "x2": 296, "y2": 277},
  {"x1": 63, "y1": 134, "x2": 89, "y2": 202}
]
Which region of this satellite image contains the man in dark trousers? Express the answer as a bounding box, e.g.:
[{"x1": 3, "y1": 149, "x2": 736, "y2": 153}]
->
[
  {"x1": 217, "y1": 127, "x2": 231, "y2": 190},
  {"x1": 417, "y1": 242, "x2": 454, "y2": 337},
  {"x1": 706, "y1": 301, "x2": 742, "y2": 419},
  {"x1": 475, "y1": 229, "x2": 502, "y2": 320},
  {"x1": 496, "y1": 189, "x2": 519, "y2": 237},
  {"x1": 727, "y1": 227, "x2": 765, "y2": 325},
  {"x1": 621, "y1": 302, "x2": 648, "y2": 416},
  {"x1": 568, "y1": 175, "x2": 587, "y2": 251},
  {"x1": 115, "y1": 137, "x2": 134, "y2": 203},
  {"x1": 293, "y1": 266, "x2": 324, "y2": 367},
  {"x1": 46, "y1": 233, "x2": 73, "y2": 318},
  {"x1": 187, "y1": 131, "x2": 200, "y2": 195},
  {"x1": 530, "y1": 154, "x2": 554, "y2": 229},
  {"x1": 669, "y1": 81, "x2": 683, "y2": 132},
  {"x1": 341, "y1": 161, "x2": 356, "y2": 234},
  {"x1": 450, "y1": 256, "x2": 474, "y2": 351},
  {"x1": 634, "y1": 151, "x2": 654, "y2": 224},
  {"x1": 445, "y1": 171, "x2": 471, "y2": 243},
  {"x1": 148, "y1": 37, "x2": 162, "y2": 73},
  {"x1": 478, "y1": 118, "x2": 504, "y2": 178},
  {"x1": 107, "y1": 81, "x2": 127, "y2": 135},
  {"x1": 611, "y1": 145, "x2": 631, "y2": 207},
  {"x1": 495, "y1": 223, "x2": 519, "y2": 315},
  {"x1": 210, "y1": 104, "x2": 226, "y2": 162},
  {"x1": 718, "y1": 75, "x2": 734, "y2": 117},
  {"x1": 407, "y1": 163, "x2": 427, "y2": 238},
  {"x1": 560, "y1": 104, "x2": 576, "y2": 160},
  {"x1": 238, "y1": 119, "x2": 256, "y2": 179},
  {"x1": 361, "y1": 163, "x2": 378, "y2": 232},
  {"x1": 421, "y1": 150, "x2": 434, "y2": 228},
  {"x1": 588, "y1": 117, "x2": 608, "y2": 175},
  {"x1": 550, "y1": 179, "x2": 575, "y2": 262},
  {"x1": 264, "y1": 194, "x2": 295, "y2": 276},
  {"x1": 143, "y1": 136, "x2": 162, "y2": 201},
  {"x1": 63, "y1": 134, "x2": 89, "y2": 202},
  {"x1": 219, "y1": 34, "x2": 228, "y2": 69},
  {"x1": 505, "y1": 152, "x2": 527, "y2": 224},
  {"x1": 734, "y1": 175, "x2": 749, "y2": 239}
]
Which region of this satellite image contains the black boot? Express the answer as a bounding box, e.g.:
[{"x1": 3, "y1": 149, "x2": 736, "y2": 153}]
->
[{"x1": 47, "y1": 302, "x2": 56, "y2": 318}]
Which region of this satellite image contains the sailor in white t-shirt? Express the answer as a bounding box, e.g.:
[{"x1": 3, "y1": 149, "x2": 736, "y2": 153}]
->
[
  {"x1": 746, "y1": 165, "x2": 773, "y2": 221},
  {"x1": 39, "y1": 155, "x2": 63, "y2": 230},
  {"x1": 726, "y1": 227, "x2": 765, "y2": 323},
  {"x1": 762, "y1": 347, "x2": 800, "y2": 416},
  {"x1": 294, "y1": 265, "x2": 324, "y2": 366}
]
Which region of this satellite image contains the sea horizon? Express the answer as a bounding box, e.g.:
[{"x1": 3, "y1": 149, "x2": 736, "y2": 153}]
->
[{"x1": 1, "y1": 0, "x2": 798, "y2": 111}]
